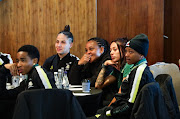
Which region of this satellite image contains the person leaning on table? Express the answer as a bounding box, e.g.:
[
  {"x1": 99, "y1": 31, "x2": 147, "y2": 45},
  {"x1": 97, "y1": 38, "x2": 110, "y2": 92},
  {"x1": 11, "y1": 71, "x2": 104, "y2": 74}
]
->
[
  {"x1": 95, "y1": 38, "x2": 133, "y2": 106},
  {"x1": 88, "y1": 34, "x2": 155, "y2": 119},
  {"x1": 0, "y1": 45, "x2": 56, "y2": 99}
]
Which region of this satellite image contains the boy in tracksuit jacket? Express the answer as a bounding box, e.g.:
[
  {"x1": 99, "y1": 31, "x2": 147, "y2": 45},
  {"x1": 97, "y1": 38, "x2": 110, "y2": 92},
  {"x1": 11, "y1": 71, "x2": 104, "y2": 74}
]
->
[
  {"x1": 92, "y1": 34, "x2": 155, "y2": 119},
  {"x1": 0, "y1": 45, "x2": 56, "y2": 99}
]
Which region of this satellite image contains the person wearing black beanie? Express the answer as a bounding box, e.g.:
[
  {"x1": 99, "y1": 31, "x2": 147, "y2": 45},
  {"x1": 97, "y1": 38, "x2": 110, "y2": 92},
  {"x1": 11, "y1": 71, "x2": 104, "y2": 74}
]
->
[
  {"x1": 126, "y1": 33, "x2": 149, "y2": 57},
  {"x1": 105, "y1": 33, "x2": 154, "y2": 118}
]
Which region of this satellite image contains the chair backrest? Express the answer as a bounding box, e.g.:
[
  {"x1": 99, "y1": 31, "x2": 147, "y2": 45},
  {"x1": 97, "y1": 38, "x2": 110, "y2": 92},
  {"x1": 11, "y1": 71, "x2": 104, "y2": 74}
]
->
[
  {"x1": 155, "y1": 74, "x2": 179, "y2": 118},
  {"x1": 131, "y1": 82, "x2": 170, "y2": 119},
  {"x1": 149, "y1": 62, "x2": 180, "y2": 109},
  {"x1": 13, "y1": 89, "x2": 86, "y2": 119}
]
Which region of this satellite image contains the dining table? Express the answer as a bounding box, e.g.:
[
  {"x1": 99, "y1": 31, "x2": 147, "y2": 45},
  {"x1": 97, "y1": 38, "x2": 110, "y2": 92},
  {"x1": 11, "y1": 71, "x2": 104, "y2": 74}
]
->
[
  {"x1": 69, "y1": 85, "x2": 103, "y2": 117},
  {"x1": 0, "y1": 84, "x2": 103, "y2": 119}
]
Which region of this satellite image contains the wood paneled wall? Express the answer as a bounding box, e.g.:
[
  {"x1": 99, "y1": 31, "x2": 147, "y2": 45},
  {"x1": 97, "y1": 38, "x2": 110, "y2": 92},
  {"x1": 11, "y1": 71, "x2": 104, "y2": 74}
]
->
[
  {"x1": 0, "y1": 0, "x2": 97, "y2": 65},
  {"x1": 1, "y1": 0, "x2": 178, "y2": 66},
  {"x1": 164, "y1": 0, "x2": 180, "y2": 65},
  {"x1": 97, "y1": 0, "x2": 164, "y2": 65}
]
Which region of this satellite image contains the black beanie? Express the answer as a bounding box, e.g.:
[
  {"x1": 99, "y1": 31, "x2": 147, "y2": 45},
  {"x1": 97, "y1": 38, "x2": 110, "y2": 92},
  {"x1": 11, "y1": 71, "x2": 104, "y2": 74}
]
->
[{"x1": 126, "y1": 33, "x2": 149, "y2": 57}]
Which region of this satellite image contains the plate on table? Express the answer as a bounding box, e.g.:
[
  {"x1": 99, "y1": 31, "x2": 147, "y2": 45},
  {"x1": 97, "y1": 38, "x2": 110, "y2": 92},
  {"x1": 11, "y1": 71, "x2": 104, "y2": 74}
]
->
[
  {"x1": 73, "y1": 93, "x2": 91, "y2": 96},
  {"x1": 69, "y1": 85, "x2": 82, "y2": 88},
  {"x1": 69, "y1": 87, "x2": 83, "y2": 91}
]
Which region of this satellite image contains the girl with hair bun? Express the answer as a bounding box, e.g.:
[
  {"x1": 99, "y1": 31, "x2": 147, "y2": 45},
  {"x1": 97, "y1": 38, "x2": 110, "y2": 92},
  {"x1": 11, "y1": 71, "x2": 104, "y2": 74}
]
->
[{"x1": 43, "y1": 25, "x2": 80, "y2": 85}]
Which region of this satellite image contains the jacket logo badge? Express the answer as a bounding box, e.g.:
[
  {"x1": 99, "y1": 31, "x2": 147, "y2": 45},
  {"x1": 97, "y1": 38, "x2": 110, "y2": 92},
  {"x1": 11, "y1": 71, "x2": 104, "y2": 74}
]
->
[
  {"x1": 50, "y1": 65, "x2": 53, "y2": 70},
  {"x1": 65, "y1": 63, "x2": 70, "y2": 70},
  {"x1": 126, "y1": 41, "x2": 130, "y2": 47},
  {"x1": 28, "y1": 81, "x2": 34, "y2": 89}
]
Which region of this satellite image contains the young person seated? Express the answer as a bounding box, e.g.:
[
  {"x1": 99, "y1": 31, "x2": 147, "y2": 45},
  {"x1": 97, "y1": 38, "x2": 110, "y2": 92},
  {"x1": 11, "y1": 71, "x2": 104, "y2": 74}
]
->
[
  {"x1": 0, "y1": 45, "x2": 56, "y2": 99},
  {"x1": 69, "y1": 37, "x2": 113, "y2": 87},
  {"x1": 95, "y1": 38, "x2": 133, "y2": 106},
  {"x1": 89, "y1": 34, "x2": 155, "y2": 119},
  {"x1": 43, "y1": 25, "x2": 79, "y2": 85}
]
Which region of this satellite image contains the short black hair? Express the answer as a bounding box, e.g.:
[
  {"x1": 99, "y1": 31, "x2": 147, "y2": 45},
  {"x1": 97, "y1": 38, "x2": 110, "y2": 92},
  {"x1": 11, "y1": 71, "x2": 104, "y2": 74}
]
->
[{"x1": 18, "y1": 45, "x2": 40, "y2": 63}]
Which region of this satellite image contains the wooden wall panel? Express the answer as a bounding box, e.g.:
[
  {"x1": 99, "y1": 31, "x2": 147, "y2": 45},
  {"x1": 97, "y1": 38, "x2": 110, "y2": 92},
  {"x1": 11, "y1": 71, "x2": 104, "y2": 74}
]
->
[
  {"x1": 97, "y1": 0, "x2": 129, "y2": 41},
  {"x1": 97, "y1": 0, "x2": 164, "y2": 65},
  {"x1": 146, "y1": 0, "x2": 164, "y2": 65},
  {"x1": 171, "y1": 0, "x2": 180, "y2": 65},
  {"x1": 0, "y1": 0, "x2": 97, "y2": 65},
  {"x1": 164, "y1": 0, "x2": 180, "y2": 65},
  {"x1": 164, "y1": 0, "x2": 172, "y2": 63}
]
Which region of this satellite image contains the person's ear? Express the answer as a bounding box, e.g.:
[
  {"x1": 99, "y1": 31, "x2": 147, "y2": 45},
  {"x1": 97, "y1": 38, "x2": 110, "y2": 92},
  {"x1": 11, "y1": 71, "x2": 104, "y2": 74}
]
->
[
  {"x1": 33, "y1": 58, "x2": 38, "y2": 65},
  {"x1": 140, "y1": 55, "x2": 144, "y2": 60},
  {"x1": 100, "y1": 47, "x2": 104, "y2": 54},
  {"x1": 70, "y1": 42, "x2": 73, "y2": 49}
]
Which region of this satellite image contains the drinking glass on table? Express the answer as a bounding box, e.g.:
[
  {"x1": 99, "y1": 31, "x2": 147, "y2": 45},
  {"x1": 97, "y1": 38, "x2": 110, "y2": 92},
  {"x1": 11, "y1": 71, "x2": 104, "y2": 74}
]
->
[{"x1": 82, "y1": 79, "x2": 90, "y2": 92}]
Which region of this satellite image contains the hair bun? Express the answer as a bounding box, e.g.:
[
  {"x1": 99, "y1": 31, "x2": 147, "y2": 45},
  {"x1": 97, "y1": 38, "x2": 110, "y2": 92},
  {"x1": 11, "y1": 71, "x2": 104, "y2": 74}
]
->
[{"x1": 64, "y1": 25, "x2": 70, "y2": 32}]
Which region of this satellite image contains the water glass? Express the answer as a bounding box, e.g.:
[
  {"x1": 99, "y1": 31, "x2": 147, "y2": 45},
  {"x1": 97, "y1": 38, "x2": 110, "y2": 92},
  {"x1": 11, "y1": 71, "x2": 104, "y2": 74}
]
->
[{"x1": 82, "y1": 79, "x2": 90, "y2": 92}]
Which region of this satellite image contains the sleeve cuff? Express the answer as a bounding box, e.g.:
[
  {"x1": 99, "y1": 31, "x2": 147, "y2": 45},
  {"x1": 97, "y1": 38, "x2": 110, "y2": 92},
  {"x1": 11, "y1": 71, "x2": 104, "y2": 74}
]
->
[
  {"x1": 0, "y1": 65, "x2": 10, "y2": 74},
  {"x1": 102, "y1": 63, "x2": 108, "y2": 69}
]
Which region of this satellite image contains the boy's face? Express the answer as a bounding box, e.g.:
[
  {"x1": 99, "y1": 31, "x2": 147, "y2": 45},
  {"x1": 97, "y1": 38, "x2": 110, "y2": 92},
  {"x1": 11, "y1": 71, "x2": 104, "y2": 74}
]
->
[
  {"x1": 16, "y1": 51, "x2": 34, "y2": 75},
  {"x1": 125, "y1": 47, "x2": 143, "y2": 65}
]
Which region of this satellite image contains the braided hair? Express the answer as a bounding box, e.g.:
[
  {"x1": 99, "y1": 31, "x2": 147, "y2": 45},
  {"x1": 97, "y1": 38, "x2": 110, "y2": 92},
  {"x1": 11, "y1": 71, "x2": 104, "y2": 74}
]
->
[{"x1": 88, "y1": 37, "x2": 110, "y2": 54}]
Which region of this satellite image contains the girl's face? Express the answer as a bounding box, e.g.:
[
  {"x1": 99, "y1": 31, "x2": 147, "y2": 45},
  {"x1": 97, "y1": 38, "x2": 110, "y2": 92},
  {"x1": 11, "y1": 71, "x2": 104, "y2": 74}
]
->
[
  {"x1": 55, "y1": 33, "x2": 72, "y2": 57},
  {"x1": 85, "y1": 40, "x2": 104, "y2": 63},
  {"x1": 110, "y1": 42, "x2": 121, "y2": 62}
]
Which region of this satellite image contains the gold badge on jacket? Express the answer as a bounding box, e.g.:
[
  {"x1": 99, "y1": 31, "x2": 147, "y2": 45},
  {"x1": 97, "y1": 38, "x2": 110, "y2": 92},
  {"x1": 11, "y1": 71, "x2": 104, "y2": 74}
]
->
[{"x1": 50, "y1": 65, "x2": 53, "y2": 70}]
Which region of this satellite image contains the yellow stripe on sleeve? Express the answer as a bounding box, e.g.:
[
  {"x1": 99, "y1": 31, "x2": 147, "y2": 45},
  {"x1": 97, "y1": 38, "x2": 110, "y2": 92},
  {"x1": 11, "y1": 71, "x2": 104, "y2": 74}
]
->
[
  {"x1": 128, "y1": 63, "x2": 147, "y2": 103},
  {"x1": 0, "y1": 58, "x2": 4, "y2": 65},
  {"x1": 35, "y1": 66, "x2": 52, "y2": 89}
]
